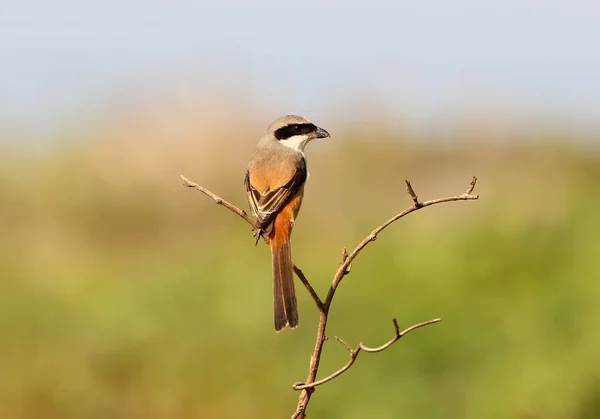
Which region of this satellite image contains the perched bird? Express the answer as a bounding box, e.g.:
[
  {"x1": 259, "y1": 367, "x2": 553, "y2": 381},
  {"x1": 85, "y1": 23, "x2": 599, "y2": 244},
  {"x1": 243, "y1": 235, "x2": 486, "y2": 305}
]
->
[{"x1": 244, "y1": 115, "x2": 330, "y2": 331}]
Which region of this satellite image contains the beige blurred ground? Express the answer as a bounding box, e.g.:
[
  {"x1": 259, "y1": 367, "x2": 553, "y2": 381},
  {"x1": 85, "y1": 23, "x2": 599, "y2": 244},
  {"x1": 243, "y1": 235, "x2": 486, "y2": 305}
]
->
[{"x1": 1, "y1": 97, "x2": 599, "y2": 419}]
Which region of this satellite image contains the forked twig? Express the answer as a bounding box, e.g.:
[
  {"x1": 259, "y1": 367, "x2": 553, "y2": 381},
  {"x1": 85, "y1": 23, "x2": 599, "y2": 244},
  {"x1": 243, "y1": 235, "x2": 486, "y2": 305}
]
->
[{"x1": 293, "y1": 318, "x2": 441, "y2": 390}]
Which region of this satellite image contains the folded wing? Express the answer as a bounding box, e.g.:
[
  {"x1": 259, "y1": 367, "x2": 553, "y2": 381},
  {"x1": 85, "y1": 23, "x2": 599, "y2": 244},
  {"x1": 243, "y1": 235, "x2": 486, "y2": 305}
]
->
[{"x1": 244, "y1": 157, "x2": 307, "y2": 239}]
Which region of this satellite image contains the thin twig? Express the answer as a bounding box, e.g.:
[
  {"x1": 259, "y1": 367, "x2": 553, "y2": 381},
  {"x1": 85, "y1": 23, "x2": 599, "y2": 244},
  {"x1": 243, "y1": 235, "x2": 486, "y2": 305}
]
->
[
  {"x1": 293, "y1": 266, "x2": 323, "y2": 309},
  {"x1": 293, "y1": 318, "x2": 440, "y2": 390},
  {"x1": 466, "y1": 176, "x2": 478, "y2": 195},
  {"x1": 340, "y1": 247, "x2": 348, "y2": 264},
  {"x1": 181, "y1": 175, "x2": 254, "y2": 227},
  {"x1": 359, "y1": 318, "x2": 441, "y2": 352},
  {"x1": 405, "y1": 180, "x2": 422, "y2": 207},
  {"x1": 325, "y1": 176, "x2": 479, "y2": 311},
  {"x1": 181, "y1": 174, "x2": 322, "y2": 310}
]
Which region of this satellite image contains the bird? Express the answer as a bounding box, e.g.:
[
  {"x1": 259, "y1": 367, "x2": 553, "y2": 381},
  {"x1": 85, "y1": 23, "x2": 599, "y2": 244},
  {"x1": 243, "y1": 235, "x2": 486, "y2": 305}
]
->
[{"x1": 244, "y1": 115, "x2": 330, "y2": 331}]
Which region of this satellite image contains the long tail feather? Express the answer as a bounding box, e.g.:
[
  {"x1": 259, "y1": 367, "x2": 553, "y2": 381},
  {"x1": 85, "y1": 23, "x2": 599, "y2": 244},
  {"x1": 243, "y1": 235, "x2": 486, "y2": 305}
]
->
[{"x1": 271, "y1": 231, "x2": 298, "y2": 331}]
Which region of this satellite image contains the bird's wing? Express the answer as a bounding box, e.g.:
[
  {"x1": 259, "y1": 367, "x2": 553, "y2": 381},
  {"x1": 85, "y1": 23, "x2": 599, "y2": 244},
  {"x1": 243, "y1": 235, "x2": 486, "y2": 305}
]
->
[{"x1": 244, "y1": 157, "x2": 307, "y2": 236}]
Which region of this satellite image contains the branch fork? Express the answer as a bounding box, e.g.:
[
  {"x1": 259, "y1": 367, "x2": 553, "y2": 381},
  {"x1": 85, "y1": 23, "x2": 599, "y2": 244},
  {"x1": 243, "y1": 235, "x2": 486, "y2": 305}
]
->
[{"x1": 181, "y1": 174, "x2": 479, "y2": 419}]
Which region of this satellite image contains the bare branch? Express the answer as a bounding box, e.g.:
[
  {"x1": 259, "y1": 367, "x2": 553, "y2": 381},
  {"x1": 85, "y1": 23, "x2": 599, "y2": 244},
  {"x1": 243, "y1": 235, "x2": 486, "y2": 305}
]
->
[
  {"x1": 293, "y1": 266, "x2": 323, "y2": 309},
  {"x1": 359, "y1": 318, "x2": 441, "y2": 352},
  {"x1": 180, "y1": 174, "x2": 478, "y2": 419},
  {"x1": 405, "y1": 179, "x2": 422, "y2": 207},
  {"x1": 181, "y1": 175, "x2": 254, "y2": 228},
  {"x1": 466, "y1": 176, "x2": 478, "y2": 195},
  {"x1": 335, "y1": 336, "x2": 353, "y2": 353},
  {"x1": 293, "y1": 318, "x2": 440, "y2": 391},
  {"x1": 340, "y1": 247, "x2": 348, "y2": 264},
  {"x1": 181, "y1": 174, "x2": 322, "y2": 308},
  {"x1": 294, "y1": 345, "x2": 358, "y2": 390},
  {"x1": 292, "y1": 177, "x2": 478, "y2": 419},
  {"x1": 324, "y1": 177, "x2": 479, "y2": 310}
]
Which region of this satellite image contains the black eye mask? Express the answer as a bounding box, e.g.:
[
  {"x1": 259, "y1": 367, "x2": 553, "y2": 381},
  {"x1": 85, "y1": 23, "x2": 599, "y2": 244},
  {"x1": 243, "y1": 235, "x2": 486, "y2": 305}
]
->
[{"x1": 273, "y1": 123, "x2": 317, "y2": 140}]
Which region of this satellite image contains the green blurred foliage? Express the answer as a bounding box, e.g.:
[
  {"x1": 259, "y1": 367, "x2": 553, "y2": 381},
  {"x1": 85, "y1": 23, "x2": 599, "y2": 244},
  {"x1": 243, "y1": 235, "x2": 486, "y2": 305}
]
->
[{"x1": 1, "y1": 111, "x2": 599, "y2": 419}]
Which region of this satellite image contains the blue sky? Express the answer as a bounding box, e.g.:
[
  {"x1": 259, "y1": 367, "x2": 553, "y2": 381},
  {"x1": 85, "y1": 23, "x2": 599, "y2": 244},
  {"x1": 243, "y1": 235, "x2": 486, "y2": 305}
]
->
[{"x1": 1, "y1": 1, "x2": 599, "y2": 132}]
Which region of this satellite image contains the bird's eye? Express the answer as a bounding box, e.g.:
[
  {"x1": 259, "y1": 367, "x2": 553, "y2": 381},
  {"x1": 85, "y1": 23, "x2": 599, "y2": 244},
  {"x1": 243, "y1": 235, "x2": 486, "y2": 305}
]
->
[{"x1": 293, "y1": 125, "x2": 301, "y2": 133}]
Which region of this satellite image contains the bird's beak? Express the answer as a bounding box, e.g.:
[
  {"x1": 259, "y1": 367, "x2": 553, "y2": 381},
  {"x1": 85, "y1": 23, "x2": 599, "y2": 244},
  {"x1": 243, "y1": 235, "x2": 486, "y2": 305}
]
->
[{"x1": 315, "y1": 126, "x2": 330, "y2": 139}]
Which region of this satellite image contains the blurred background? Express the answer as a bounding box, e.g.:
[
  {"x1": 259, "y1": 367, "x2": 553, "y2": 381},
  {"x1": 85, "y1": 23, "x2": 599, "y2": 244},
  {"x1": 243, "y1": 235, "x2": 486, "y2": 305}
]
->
[{"x1": 1, "y1": 1, "x2": 600, "y2": 418}]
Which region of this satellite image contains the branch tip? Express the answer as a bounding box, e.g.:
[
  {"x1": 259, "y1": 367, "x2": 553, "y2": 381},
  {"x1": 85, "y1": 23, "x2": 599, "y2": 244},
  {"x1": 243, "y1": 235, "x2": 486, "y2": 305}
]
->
[
  {"x1": 392, "y1": 318, "x2": 400, "y2": 335},
  {"x1": 466, "y1": 176, "x2": 478, "y2": 195},
  {"x1": 405, "y1": 179, "x2": 422, "y2": 207},
  {"x1": 341, "y1": 247, "x2": 348, "y2": 263},
  {"x1": 335, "y1": 336, "x2": 353, "y2": 352}
]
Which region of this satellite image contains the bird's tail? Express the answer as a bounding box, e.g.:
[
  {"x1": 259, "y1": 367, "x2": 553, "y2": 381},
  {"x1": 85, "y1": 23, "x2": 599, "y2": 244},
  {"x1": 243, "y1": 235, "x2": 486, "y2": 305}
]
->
[{"x1": 270, "y1": 215, "x2": 298, "y2": 331}]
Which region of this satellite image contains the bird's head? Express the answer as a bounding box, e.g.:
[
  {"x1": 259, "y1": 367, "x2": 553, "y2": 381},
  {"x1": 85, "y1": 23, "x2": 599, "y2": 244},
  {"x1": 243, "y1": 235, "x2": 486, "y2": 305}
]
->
[{"x1": 263, "y1": 115, "x2": 330, "y2": 152}]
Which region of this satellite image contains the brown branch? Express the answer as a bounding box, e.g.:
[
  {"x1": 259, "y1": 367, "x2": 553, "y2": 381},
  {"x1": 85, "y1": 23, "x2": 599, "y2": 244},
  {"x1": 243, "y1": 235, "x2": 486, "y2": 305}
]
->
[
  {"x1": 181, "y1": 175, "x2": 254, "y2": 228},
  {"x1": 466, "y1": 176, "x2": 478, "y2": 195},
  {"x1": 359, "y1": 318, "x2": 441, "y2": 352},
  {"x1": 293, "y1": 266, "x2": 323, "y2": 309},
  {"x1": 291, "y1": 176, "x2": 478, "y2": 419},
  {"x1": 181, "y1": 174, "x2": 479, "y2": 419},
  {"x1": 323, "y1": 176, "x2": 479, "y2": 311},
  {"x1": 405, "y1": 180, "x2": 422, "y2": 207},
  {"x1": 293, "y1": 318, "x2": 440, "y2": 391},
  {"x1": 181, "y1": 175, "x2": 323, "y2": 310}
]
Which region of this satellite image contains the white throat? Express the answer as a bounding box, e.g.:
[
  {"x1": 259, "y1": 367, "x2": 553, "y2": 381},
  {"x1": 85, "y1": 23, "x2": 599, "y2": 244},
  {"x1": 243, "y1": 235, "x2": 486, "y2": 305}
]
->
[{"x1": 279, "y1": 135, "x2": 309, "y2": 154}]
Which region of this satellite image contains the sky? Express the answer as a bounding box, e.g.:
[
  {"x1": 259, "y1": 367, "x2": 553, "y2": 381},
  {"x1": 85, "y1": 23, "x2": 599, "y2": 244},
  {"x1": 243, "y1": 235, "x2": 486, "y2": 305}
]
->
[{"x1": 1, "y1": 1, "x2": 599, "y2": 134}]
